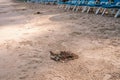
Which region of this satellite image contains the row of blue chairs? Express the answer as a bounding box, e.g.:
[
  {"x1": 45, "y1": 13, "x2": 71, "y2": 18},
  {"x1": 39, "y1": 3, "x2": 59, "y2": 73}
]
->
[
  {"x1": 57, "y1": 0, "x2": 120, "y2": 17},
  {"x1": 27, "y1": 0, "x2": 120, "y2": 18}
]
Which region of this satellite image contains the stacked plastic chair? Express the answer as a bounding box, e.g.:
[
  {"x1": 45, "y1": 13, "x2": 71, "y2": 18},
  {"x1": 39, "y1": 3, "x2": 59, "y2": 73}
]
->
[
  {"x1": 86, "y1": 0, "x2": 108, "y2": 13},
  {"x1": 57, "y1": 0, "x2": 73, "y2": 8},
  {"x1": 101, "y1": 0, "x2": 120, "y2": 17},
  {"x1": 72, "y1": 0, "x2": 88, "y2": 11},
  {"x1": 64, "y1": 0, "x2": 79, "y2": 10},
  {"x1": 26, "y1": 0, "x2": 120, "y2": 17},
  {"x1": 115, "y1": 9, "x2": 120, "y2": 17},
  {"x1": 95, "y1": 0, "x2": 109, "y2": 14},
  {"x1": 81, "y1": 0, "x2": 120, "y2": 17},
  {"x1": 81, "y1": 0, "x2": 96, "y2": 12}
]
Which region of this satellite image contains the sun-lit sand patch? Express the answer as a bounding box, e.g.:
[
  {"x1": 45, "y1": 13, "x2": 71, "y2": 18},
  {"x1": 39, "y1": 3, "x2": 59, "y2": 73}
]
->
[
  {"x1": 0, "y1": 25, "x2": 39, "y2": 41},
  {"x1": 0, "y1": 22, "x2": 60, "y2": 43}
]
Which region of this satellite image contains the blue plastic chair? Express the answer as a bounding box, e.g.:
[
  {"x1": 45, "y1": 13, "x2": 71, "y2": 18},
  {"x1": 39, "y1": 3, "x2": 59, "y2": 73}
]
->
[
  {"x1": 86, "y1": 0, "x2": 98, "y2": 13},
  {"x1": 65, "y1": 0, "x2": 79, "y2": 10},
  {"x1": 73, "y1": 0, "x2": 88, "y2": 11},
  {"x1": 95, "y1": 0, "x2": 109, "y2": 14},
  {"x1": 48, "y1": 0, "x2": 58, "y2": 4},
  {"x1": 101, "y1": 0, "x2": 120, "y2": 16},
  {"x1": 57, "y1": 0, "x2": 71, "y2": 8},
  {"x1": 115, "y1": 8, "x2": 120, "y2": 17},
  {"x1": 86, "y1": 0, "x2": 109, "y2": 13},
  {"x1": 81, "y1": 0, "x2": 96, "y2": 12}
]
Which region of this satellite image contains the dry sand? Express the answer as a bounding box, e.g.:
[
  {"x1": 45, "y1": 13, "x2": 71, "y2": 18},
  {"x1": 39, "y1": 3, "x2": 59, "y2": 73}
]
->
[{"x1": 0, "y1": 0, "x2": 120, "y2": 80}]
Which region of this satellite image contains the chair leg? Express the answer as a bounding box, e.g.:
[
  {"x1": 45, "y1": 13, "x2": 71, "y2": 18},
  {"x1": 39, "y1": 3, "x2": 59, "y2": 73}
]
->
[
  {"x1": 115, "y1": 9, "x2": 120, "y2": 18},
  {"x1": 59, "y1": 5, "x2": 62, "y2": 8},
  {"x1": 75, "y1": 6, "x2": 80, "y2": 12},
  {"x1": 72, "y1": 6, "x2": 77, "y2": 11},
  {"x1": 82, "y1": 6, "x2": 87, "y2": 13},
  {"x1": 95, "y1": 7, "x2": 101, "y2": 15},
  {"x1": 102, "y1": 8, "x2": 107, "y2": 16},
  {"x1": 111, "y1": 9, "x2": 116, "y2": 15},
  {"x1": 93, "y1": 7, "x2": 97, "y2": 13},
  {"x1": 61, "y1": 5, "x2": 65, "y2": 8},
  {"x1": 58, "y1": 5, "x2": 62, "y2": 8},
  {"x1": 57, "y1": 4, "x2": 60, "y2": 8},
  {"x1": 65, "y1": 5, "x2": 68, "y2": 10},
  {"x1": 87, "y1": 7, "x2": 91, "y2": 13},
  {"x1": 67, "y1": 6, "x2": 71, "y2": 11}
]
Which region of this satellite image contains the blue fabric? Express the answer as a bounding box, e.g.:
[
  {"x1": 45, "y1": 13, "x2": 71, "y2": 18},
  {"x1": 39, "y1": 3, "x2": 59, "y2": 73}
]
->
[
  {"x1": 66, "y1": 0, "x2": 78, "y2": 5},
  {"x1": 57, "y1": 1, "x2": 70, "y2": 4},
  {"x1": 56, "y1": 0, "x2": 120, "y2": 9},
  {"x1": 114, "y1": 0, "x2": 120, "y2": 3},
  {"x1": 102, "y1": 5, "x2": 120, "y2": 8},
  {"x1": 75, "y1": 0, "x2": 87, "y2": 6},
  {"x1": 101, "y1": 0, "x2": 120, "y2": 9},
  {"x1": 85, "y1": 0, "x2": 109, "y2": 7}
]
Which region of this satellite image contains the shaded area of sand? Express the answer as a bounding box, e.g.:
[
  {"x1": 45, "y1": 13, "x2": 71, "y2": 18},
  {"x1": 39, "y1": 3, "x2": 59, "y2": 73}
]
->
[{"x1": 0, "y1": 0, "x2": 120, "y2": 80}]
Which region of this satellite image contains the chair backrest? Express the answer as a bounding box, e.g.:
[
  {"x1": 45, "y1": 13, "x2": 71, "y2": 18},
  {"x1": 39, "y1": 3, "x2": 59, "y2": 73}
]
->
[
  {"x1": 100, "y1": 0, "x2": 109, "y2": 5},
  {"x1": 78, "y1": 0, "x2": 87, "y2": 4},
  {"x1": 116, "y1": 2, "x2": 120, "y2": 5},
  {"x1": 71, "y1": 0, "x2": 78, "y2": 3},
  {"x1": 114, "y1": 0, "x2": 120, "y2": 3},
  {"x1": 100, "y1": 0, "x2": 108, "y2": 2},
  {"x1": 109, "y1": 0, "x2": 120, "y2": 5},
  {"x1": 87, "y1": 0, "x2": 96, "y2": 4}
]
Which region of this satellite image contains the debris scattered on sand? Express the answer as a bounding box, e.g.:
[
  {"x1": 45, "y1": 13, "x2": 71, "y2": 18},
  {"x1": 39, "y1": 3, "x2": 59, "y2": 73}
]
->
[
  {"x1": 34, "y1": 11, "x2": 42, "y2": 14},
  {"x1": 50, "y1": 51, "x2": 79, "y2": 62},
  {"x1": 21, "y1": 8, "x2": 27, "y2": 11}
]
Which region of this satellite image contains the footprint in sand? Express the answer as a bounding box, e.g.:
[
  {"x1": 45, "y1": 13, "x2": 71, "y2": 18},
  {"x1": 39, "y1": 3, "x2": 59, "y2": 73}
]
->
[
  {"x1": 109, "y1": 72, "x2": 120, "y2": 80},
  {"x1": 44, "y1": 72, "x2": 65, "y2": 80},
  {"x1": 69, "y1": 32, "x2": 82, "y2": 36},
  {"x1": 19, "y1": 75, "x2": 29, "y2": 80},
  {"x1": 19, "y1": 40, "x2": 33, "y2": 46},
  {"x1": 103, "y1": 72, "x2": 120, "y2": 80}
]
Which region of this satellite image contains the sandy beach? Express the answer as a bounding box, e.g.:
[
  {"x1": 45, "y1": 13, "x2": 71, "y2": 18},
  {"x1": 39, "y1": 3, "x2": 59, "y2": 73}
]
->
[{"x1": 0, "y1": 0, "x2": 120, "y2": 80}]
